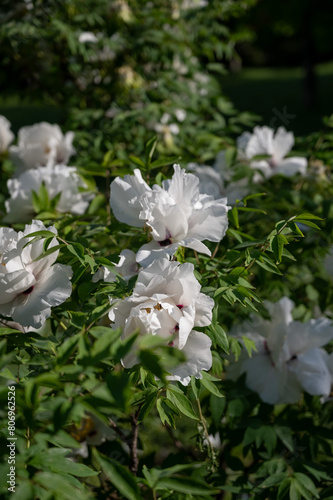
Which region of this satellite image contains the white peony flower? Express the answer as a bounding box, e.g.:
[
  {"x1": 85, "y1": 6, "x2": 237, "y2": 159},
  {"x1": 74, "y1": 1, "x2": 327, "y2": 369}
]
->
[
  {"x1": 227, "y1": 297, "x2": 333, "y2": 404},
  {"x1": 237, "y1": 126, "x2": 307, "y2": 181},
  {"x1": 0, "y1": 116, "x2": 14, "y2": 153},
  {"x1": 109, "y1": 258, "x2": 213, "y2": 385},
  {"x1": 0, "y1": 220, "x2": 72, "y2": 328},
  {"x1": 187, "y1": 163, "x2": 224, "y2": 199},
  {"x1": 9, "y1": 122, "x2": 75, "y2": 170},
  {"x1": 110, "y1": 165, "x2": 230, "y2": 266},
  {"x1": 5, "y1": 164, "x2": 93, "y2": 222},
  {"x1": 92, "y1": 249, "x2": 139, "y2": 283},
  {"x1": 187, "y1": 162, "x2": 248, "y2": 204}
]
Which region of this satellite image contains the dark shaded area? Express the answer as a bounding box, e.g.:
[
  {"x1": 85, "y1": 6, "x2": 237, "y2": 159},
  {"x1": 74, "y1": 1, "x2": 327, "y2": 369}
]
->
[{"x1": 221, "y1": 64, "x2": 333, "y2": 135}]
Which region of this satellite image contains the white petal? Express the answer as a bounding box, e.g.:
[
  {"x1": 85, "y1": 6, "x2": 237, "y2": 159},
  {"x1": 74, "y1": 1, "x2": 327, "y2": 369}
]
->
[
  {"x1": 161, "y1": 165, "x2": 200, "y2": 215},
  {"x1": 136, "y1": 240, "x2": 180, "y2": 267},
  {"x1": 110, "y1": 169, "x2": 151, "y2": 226},
  {"x1": 289, "y1": 348, "x2": 332, "y2": 397},
  {"x1": 286, "y1": 318, "x2": 333, "y2": 357},
  {"x1": 275, "y1": 157, "x2": 307, "y2": 177},
  {"x1": 242, "y1": 353, "x2": 302, "y2": 404},
  {"x1": 0, "y1": 270, "x2": 36, "y2": 306},
  {"x1": 10, "y1": 264, "x2": 72, "y2": 328},
  {"x1": 244, "y1": 126, "x2": 274, "y2": 159},
  {"x1": 168, "y1": 330, "x2": 212, "y2": 386},
  {"x1": 186, "y1": 196, "x2": 229, "y2": 243},
  {"x1": 194, "y1": 293, "x2": 214, "y2": 326},
  {"x1": 272, "y1": 127, "x2": 294, "y2": 161}
]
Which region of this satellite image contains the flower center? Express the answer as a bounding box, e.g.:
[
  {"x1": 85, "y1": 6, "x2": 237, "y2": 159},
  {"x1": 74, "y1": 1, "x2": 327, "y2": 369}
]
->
[{"x1": 159, "y1": 238, "x2": 172, "y2": 247}]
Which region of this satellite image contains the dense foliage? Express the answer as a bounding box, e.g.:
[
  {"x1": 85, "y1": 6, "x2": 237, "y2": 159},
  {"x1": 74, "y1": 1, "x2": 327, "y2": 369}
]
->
[{"x1": 0, "y1": 2, "x2": 332, "y2": 500}]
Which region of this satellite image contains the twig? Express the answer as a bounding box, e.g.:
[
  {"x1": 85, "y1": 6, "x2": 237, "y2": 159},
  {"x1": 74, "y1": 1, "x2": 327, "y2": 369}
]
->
[
  {"x1": 130, "y1": 407, "x2": 141, "y2": 475},
  {"x1": 210, "y1": 242, "x2": 220, "y2": 260},
  {"x1": 108, "y1": 417, "x2": 127, "y2": 442},
  {"x1": 196, "y1": 397, "x2": 215, "y2": 460}
]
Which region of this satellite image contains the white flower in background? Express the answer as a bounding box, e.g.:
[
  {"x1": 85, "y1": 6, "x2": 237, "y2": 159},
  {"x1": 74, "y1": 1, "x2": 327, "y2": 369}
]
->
[
  {"x1": 110, "y1": 165, "x2": 230, "y2": 266},
  {"x1": 228, "y1": 297, "x2": 333, "y2": 404},
  {"x1": 189, "y1": 152, "x2": 249, "y2": 204},
  {"x1": 9, "y1": 122, "x2": 75, "y2": 170},
  {"x1": 92, "y1": 249, "x2": 139, "y2": 283},
  {"x1": 5, "y1": 164, "x2": 93, "y2": 222},
  {"x1": 0, "y1": 220, "x2": 72, "y2": 328},
  {"x1": 237, "y1": 126, "x2": 307, "y2": 181},
  {"x1": 78, "y1": 31, "x2": 99, "y2": 43},
  {"x1": 0, "y1": 116, "x2": 14, "y2": 153},
  {"x1": 109, "y1": 258, "x2": 213, "y2": 385},
  {"x1": 188, "y1": 162, "x2": 248, "y2": 204},
  {"x1": 174, "y1": 109, "x2": 187, "y2": 122},
  {"x1": 187, "y1": 163, "x2": 224, "y2": 199},
  {"x1": 154, "y1": 113, "x2": 180, "y2": 147}
]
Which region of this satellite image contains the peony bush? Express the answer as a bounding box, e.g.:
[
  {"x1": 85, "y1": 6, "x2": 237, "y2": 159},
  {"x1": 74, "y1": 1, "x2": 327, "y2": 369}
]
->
[
  {"x1": 0, "y1": 2, "x2": 332, "y2": 499},
  {"x1": 0, "y1": 112, "x2": 332, "y2": 500}
]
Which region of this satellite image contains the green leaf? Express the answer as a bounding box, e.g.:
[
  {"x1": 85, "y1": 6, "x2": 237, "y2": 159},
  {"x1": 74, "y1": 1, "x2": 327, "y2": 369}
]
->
[
  {"x1": 157, "y1": 477, "x2": 220, "y2": 496},
  {"x1": 29, "y1": 449, "x2": 98, "y2": 477},
  {"x1": 200, "y1": 371, "x2": 223, "y2": 398},
  {"x1": 93, "y1": 450, "x2": 143, "y2": 500},
  {"x1": 156, "y1": 397, "x2": 177, "y2": 428},
  {"x1": 289, "y1": 480, "x2": 301, "y2": 500},
  {"x1": 34, "y1": 472, "x2": 91, "y2": 500},
  {"x1": 150, "y1": 156, "x2": 181, "y2": 170},
  {"x1": 191, "y1": 377, "x2": 201, "y2": 399},
  {"x1": 56, "y1": 334, "x2": 80, "y2": 366},
  {"x1": 256, "y1": 253, "x2": 283, "y2": 275},
  {"x1": 166, "y1": 386, "x2": 198, "y2": 420},
  {"x1": 259, "y1": 472, "x2": 287, "y2": 489},
  {"x1": 294, "y1": 213, "x2": 323, "y2": 220},
  {"x1": 278, "y1": 478, "x2": 291, "y2": 500},
  {"x1": 139, "y1": 350, "x2": 166, "y2": 382},
  {"x1": 230, "y1": 206, "x2": 239, "y2": 228},
  {"x1": 275, "y1": 426, "x2": 294, "y2": 453},
  {"x1": 208, "y1": 324, "x2": 229, "y2": 353},
  {"x1": 272, "y1": 234, "x2": 287, "y2": 263},
  {"x1": 23, "y1": 230, "x2": 57, "y2": 240},
  {"x1": 145, "y1": 136, "x2": 158, "y2": 167},
  {"x1": 137, "y1": 390, "x2": 158, "y2": 422},
  {"x1": 129, "y1": 155, "x2": 146, "y2": 168},
  {"x1": 68, "y1": 311, "x2": 86, "y2": 329},
  {"x1": 241, "y1": 336, "x2": 257, "y2": 357},
  {"x1": 293, "y1": 473, "x2": 319, "y2": 499}
]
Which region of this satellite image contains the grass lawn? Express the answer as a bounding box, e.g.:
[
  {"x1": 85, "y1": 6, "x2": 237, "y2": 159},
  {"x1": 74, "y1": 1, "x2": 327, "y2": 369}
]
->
[{"x1": 220, "y1": 61, "x2": 333, "y2": 135}]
